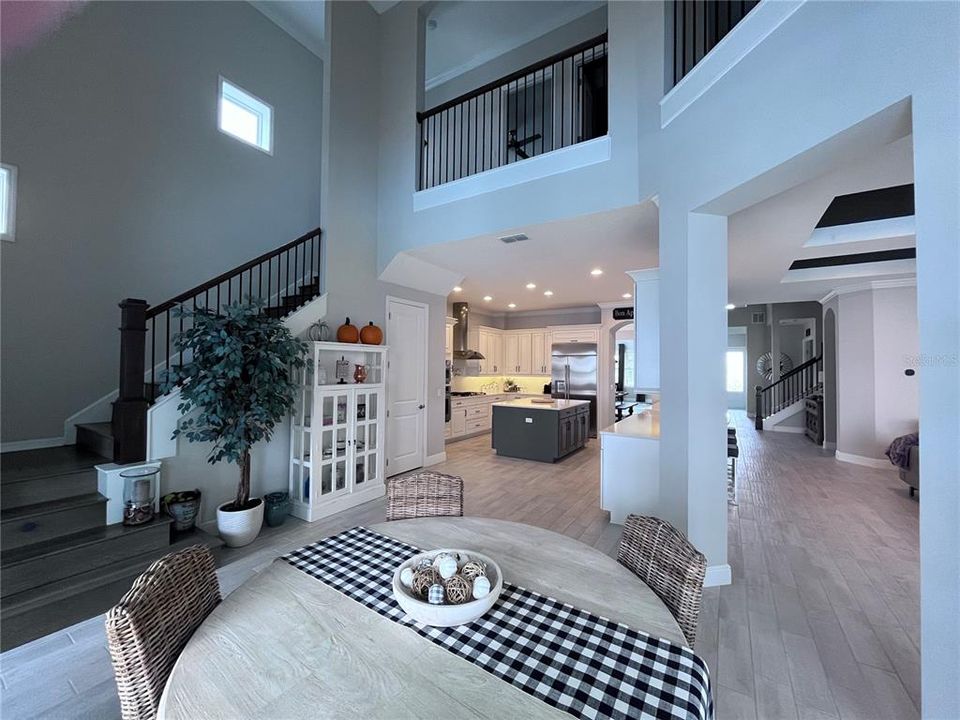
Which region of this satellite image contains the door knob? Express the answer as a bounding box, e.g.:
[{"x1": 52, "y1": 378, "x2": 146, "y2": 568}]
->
[{"x1": 418, "y1": 404, "x2": 425, "y2": 410}]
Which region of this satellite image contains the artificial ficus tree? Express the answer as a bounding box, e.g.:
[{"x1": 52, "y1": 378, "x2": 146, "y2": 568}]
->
[{"x1": 163, "y1": 299, "x2": 306, "y2": 510}]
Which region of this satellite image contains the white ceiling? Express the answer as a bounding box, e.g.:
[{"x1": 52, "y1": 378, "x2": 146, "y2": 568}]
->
[
  {"x1": 727, "y1": 135, "x2": 915, "y2": 305},
  {"x1": 408, "y1": 203, "x2": 659, "y2": 313},
  {"x1": 424, "y1": 1, "x2": 604, "y2": 89}
]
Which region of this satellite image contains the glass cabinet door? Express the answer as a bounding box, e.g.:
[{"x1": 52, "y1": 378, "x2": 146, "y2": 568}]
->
[
  {"x1": 352, "y1": 389, "x2": 382, "y2": 489},
  {"x1": 316, "y1": 389, "x2": 352, "y2": 501}
]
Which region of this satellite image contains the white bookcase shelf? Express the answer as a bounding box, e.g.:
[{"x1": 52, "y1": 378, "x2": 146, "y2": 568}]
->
[{"x1": 289, "y1": 342, "x2": 388, "y2": 522}]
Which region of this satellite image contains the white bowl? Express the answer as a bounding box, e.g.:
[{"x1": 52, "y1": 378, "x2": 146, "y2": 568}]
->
[{"x1": 392, "y1": 548, "x2": 503, "y2": 628}]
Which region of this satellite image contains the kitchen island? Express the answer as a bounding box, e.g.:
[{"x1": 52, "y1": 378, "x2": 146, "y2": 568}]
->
[
  {"x1": 599, "y1": 407, "x2": 659, "y2": 523},
  {"x1": 491, "y1": 398, "x2": 590, "y2": 463}
]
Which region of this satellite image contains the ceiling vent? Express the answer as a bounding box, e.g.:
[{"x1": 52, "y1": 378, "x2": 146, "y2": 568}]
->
[{"x1": 498, "y1": 233, "x2": 529, "y2": 244}]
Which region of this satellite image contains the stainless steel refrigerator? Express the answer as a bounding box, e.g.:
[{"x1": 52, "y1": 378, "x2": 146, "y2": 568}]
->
[{"x1": 551, "y1": 342, "x2": 598, "y2": 436}]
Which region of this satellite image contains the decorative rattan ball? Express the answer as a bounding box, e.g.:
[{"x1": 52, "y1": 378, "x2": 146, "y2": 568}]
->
[
  {"x1": 411, "y1": 568, "x2": 437, "y2": 598},
  {"x1": 443, "y1": 574, "x2": 471, "y2": 604},
  {"x1": 460, "y1": 561, "x2": 487, "y2": 582}
]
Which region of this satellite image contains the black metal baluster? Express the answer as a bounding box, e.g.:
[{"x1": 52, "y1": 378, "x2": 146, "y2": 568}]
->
[
  {"x1": 561, "y1": 56, "x2": 565, "y2": 147},
  {"x1": 150, "y1": 320, "x2": 156, "y2": 391}
]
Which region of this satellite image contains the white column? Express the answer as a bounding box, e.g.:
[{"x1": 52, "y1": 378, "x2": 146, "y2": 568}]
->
[
  {"x1": 626, "y1": 269, "x2": 660, "y2": 394},
  {"x1": 914, "y1": 82, "x2": 960, "y2": 718},
  {"x1": 658, "y1": 205, "x2": 729, "y2": 584}
]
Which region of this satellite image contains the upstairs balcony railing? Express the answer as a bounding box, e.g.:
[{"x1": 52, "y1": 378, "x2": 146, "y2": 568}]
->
[
  {"x1": 672, "y1": 0, "x2": 759, "y2": 86},
  {"x1": 417, "y1": 33, "x2": 608, "y2": 191}
]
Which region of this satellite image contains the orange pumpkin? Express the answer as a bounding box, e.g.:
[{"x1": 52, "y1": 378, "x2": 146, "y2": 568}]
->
[
  {"x1": 336, "y1": 317, "x2": 359, "y2": 343},
  {"x1": 360, "y1": 321, "x2": 383, "y2": 345}
]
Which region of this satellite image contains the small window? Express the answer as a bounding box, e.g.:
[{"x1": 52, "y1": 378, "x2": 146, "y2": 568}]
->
[
  {"x1": 218, "y1": 78, "x2": 273, "y2": 154},
  {"x1": 0, "y1": 163, "x2": 17, "y2": 242}
]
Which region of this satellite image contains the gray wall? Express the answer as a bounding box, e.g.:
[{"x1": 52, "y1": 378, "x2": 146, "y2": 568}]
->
[
  {"x1": 505, "y1": 307, "x2": 601, "y2": 329},
  {"x1": 444, "y1": 303, "x2": 600, "y2": 331},
  {"x1": 727, "y1": 305, "x2": 770, "y2": 415},
  {"x1": 0, "y1": 1, "x2": 323, "y2": 442},
  {"x1": 325, "y1": 0, "x2": 448, "y2": 459},
  {"x1": 425, "y1": 6, "x2": 608, "y2": 108}
]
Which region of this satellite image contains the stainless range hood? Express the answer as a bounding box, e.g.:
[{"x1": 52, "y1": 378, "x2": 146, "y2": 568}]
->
[{"x1": 452, "y1": 302, "x2": 484, "y2": 360}]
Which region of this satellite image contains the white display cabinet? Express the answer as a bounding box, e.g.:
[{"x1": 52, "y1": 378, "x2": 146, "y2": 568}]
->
[{"x1": 289, "y1": 342, "x2": 388, "y2": 522}]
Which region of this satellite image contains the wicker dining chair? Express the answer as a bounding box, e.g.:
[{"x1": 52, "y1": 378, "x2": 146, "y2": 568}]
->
[
  {"x1": 386, "y1": 471, "x2": 464, "y2": 521},
  {"x1": 106, "y1": 545, "x2": 221, "y2": 720},
  {"x1": 617, "y1": 514, "x2": 707, "y2": 647}
]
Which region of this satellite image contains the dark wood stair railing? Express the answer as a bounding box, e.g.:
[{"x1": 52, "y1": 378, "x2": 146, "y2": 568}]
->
[
  {"x1": 754, "y1": 355, "x2": 822, "y2": 431},
  {"x1": 113, "y1": 227, "x2": 324, "y2": 463}
]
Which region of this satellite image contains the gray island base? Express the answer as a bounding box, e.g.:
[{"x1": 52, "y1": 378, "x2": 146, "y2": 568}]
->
[{"x1": 491, "y1": 398, "x2": 590, "y2": 463}]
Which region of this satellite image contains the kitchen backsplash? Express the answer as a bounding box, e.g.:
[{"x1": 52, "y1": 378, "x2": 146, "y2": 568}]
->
[{"x1": 451, "y1": 375, "x2": 550, "y2": 395}]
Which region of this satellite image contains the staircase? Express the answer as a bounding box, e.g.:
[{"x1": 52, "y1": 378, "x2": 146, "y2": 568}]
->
[
  {"x1": 0, "y1": 446, "x2": 216, "y2": 650},
  {"x1": 0, "y1": 228, "x2": 324, "y2": 650},
  {"x1": 75, "y1": 227, "x2": 324, "y2": 462},
  {"x1": 754, "y1": 355, "x2": 822, "y2": 431}
]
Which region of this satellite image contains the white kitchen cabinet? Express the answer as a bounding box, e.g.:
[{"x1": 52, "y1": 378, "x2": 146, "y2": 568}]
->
[
  {"x1": 550, "y1": 326, "x2": 599, "y2": 344},
  {"x1": 451, "y1": 406, "x2": 467, "y2": 435},
  {"x1": 516, "y1": 332, "x2": 533, "y2": 374},
  {"x1": 477, "y1": 327, "x2": 503, "y2": 375},
  {"x1": 530, "y1": 331, "x2": 551, "y2": 375},
  {"x1": 502, "y1": 331, "x2": 535, "y2": 375},
  {"x1": 444, "y1": 316, "x2": 457, "y2": 359},
  {"x1": 289, "y1": 346, "x2": 386, "y2": 523}
]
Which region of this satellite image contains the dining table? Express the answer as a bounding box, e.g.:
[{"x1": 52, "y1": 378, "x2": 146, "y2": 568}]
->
[{"x1": 158, "y1": 517, "x2": 695, "y2": 719}]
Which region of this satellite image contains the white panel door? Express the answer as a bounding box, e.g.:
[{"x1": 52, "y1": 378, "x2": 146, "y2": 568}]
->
[{"x1": 386, "y1": 298, "x2": 427, "y2": 476}]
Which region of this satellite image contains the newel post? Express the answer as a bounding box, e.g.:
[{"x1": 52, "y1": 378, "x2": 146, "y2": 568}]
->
[
  {"x1": 754, "y1": 385, "x2": 763, "y2": 431},
  {"x1": 113, "y1": 298, "x2": 149, "y2": 464}
]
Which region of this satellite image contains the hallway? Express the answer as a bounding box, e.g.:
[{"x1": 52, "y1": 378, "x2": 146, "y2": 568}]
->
[
  {"x1": 0, "y1": 421, "x2": 919, "y2": 719},
  {"x1": 708, "y1": 413, "x2": 920, "y2": 719}
]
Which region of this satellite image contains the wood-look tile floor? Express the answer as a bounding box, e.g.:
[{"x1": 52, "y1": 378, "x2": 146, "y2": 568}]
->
[{"x1": 0, "y1": 415, "x2": 919, "y2": 720}]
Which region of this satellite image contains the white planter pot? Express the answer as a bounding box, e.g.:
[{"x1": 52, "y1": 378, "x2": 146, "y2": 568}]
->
[{"x1": 217, "y1": 498, "x2": 264, "y2": 548}]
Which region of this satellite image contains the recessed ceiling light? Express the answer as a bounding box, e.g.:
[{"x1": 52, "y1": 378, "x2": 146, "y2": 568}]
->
[
  {"x1": 507, "y1": 303, "x2": 517, "y2": 309},
  {"x1": 525, "y1": 282, "x2": 536, "y2": 290},
  {"x1": 590, "y1": 268, "x2": 603, "y2": 276},
  {"x1": 543, "y1": 290, "x2": 554, "y2": 297},
  {"x1": 725, "y1": 303, "x2": 736, "y2": 310},
  {"x1": 622, "y1": 293, "x2": 632, "y2": 299},
  {"x1": 483, "y1": 295, "x2": 493, "y2": 302},
  {"x1": 452, "y1": 286, "x2": 462, "y2": 292}
]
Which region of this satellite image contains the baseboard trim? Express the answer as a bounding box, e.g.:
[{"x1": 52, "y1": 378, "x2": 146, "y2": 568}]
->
[
  {"x1": 770, "y1": 425, "x2": 806, "y2": 434},
  {"x1": 835, "y1": 451, "x2": 893, "y2": 470},
  {"x1": 1, "y1": 436, "x2": 65, "y2": 453},
  {"x1": 424, "y1": 452, "x2": 447, "y2": 467},
  {"x1": 704, "y1": 564, "x2": 732, "y2": 587}
]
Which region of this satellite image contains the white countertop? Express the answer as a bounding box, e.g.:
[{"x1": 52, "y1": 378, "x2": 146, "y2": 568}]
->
[
  {"x1": 600, "y1": 409, "x2": 660, "y2": 439},
  {"x1": 492, "y1": 398, "x2": 590, "y2": 411}
]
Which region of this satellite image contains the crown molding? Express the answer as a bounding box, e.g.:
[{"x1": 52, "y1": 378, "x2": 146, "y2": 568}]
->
[
  {"x1": 626, "y1": 268, "x2": 660, "y2": 284},
  {"x1": 820, "y1": 277, "x2": 917, "y2": 304}
]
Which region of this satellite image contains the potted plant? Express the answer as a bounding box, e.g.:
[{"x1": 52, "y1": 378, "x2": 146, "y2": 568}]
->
[{"x1": 164, "y1": 299, "x2": 306, "y2": 547}]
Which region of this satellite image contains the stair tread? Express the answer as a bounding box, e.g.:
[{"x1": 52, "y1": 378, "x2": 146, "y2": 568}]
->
[
  {"x1": 1, "y1": 493, "x2": 107, "y2": 522},
  {"x1": 1, "y1": 527, "x2": 223, "y2": 616},
  {"x1": 75, "y1": 421, "x2": 113, "y2": 438},
  {"x1": 1, "y1": 515, "x2": 174, "y2": 566},
  {"x1": 0, "y1": 445, "x2": 107, "y2": 483}
]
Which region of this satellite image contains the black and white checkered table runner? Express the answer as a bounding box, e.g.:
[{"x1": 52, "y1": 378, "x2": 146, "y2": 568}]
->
[{"x1": 283, "y1": 526, "x2": 713, "y2": 720}]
